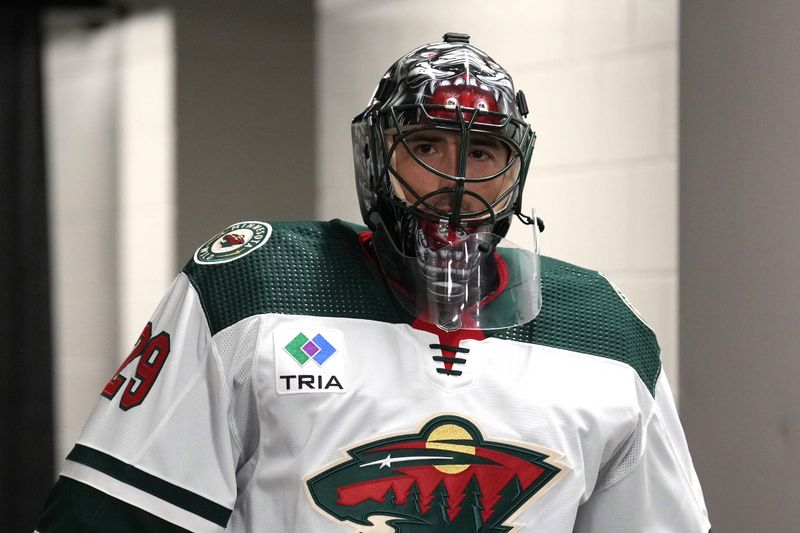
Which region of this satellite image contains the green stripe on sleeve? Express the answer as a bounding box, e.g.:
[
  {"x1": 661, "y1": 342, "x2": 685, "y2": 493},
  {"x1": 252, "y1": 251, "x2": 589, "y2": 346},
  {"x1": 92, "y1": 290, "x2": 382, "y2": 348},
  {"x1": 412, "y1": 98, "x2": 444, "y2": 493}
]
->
[
  {"x1": 66, "y1": 444, "x2": 232, "y2": 527},
  {"x1": 37, "y1": 477, "x2": 192, "y2": 532}
]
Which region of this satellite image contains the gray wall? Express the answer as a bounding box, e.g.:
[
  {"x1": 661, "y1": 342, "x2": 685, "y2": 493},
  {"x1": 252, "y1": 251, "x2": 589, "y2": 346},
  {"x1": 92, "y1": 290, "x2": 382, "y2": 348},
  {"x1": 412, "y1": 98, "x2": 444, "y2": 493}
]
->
[
  {"x1": 680, "y1": 2, "x2": 800, "y2": 530},
  {"x1": 169, "y1": 0, "x2": 315, "y2": 262}
]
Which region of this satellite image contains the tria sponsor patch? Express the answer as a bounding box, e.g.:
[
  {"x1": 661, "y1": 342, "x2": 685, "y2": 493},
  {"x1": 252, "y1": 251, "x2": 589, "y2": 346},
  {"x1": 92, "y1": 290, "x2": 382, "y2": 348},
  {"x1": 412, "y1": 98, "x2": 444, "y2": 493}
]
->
[
  {"x1": 274, "y1": 328, "x2": 347, "y2": 394},
  {"x1": 305, "y1": 415, "x2": 568, "y2": 532},
  {"x1": 194, "y1": 221, "x2": 271, "y2": 265}
]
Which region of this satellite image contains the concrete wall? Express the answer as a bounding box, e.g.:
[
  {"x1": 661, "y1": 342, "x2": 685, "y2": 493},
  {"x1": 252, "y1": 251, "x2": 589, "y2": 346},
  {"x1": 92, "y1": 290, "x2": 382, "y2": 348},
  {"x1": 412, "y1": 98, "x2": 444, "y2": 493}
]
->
[
  {"x1": 44, "y1": 9, "x2": 175, "y2": 461},
  {"x1": 316, "y1": 0, "x2": 681, "y2": 391},
  {"x1": 680, "y1": 2, "x2": 800, "y2": 530}
]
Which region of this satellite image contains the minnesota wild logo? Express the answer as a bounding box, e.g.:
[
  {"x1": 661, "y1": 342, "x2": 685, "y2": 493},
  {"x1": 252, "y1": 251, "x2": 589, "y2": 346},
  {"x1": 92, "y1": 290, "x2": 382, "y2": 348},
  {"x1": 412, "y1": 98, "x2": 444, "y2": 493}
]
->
[
  {"x1": 306, "y1": 415, "x2": 568, "y2": 532},
  {"x1": 194, "y1": 221, "x2": 271, "y2": 265}
]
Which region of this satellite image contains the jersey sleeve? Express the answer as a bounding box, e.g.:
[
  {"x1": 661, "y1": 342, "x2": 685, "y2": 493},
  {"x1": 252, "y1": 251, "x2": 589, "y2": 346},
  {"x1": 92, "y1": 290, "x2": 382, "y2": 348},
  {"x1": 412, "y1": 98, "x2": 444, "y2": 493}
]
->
[
  {"x1": 37, "y1": 273, "x2": 239, "y2": 533},
  {"x1": 573, "y1": 371, "x2": 711, "y2": 532}
]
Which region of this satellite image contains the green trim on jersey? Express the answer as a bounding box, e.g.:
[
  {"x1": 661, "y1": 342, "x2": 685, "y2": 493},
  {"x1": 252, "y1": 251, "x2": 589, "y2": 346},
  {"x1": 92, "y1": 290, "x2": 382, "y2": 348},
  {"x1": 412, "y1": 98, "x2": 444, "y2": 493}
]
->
[
  {"x1": 37, "y1": 477, "x2": 192, "y2": 532},
  {"x1": 183, "y1": 220, "x2": 408, "y2": 335},
  {"x1": 65, "y1": 444, "x2": 232, "y2": 527},
  {"x1": 183, "y1": 220, "x2": 660, "y2": 395},
  {"x1": 492, "y1": 257, "x2": 661, "y2": 395}
]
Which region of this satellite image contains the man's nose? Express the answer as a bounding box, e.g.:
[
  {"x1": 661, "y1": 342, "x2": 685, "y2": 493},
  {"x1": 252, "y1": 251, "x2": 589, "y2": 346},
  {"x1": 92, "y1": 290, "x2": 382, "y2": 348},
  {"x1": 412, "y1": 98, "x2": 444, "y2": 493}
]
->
[{"x1": 436, "y1": 142, "x2": 462, "y2": 178}]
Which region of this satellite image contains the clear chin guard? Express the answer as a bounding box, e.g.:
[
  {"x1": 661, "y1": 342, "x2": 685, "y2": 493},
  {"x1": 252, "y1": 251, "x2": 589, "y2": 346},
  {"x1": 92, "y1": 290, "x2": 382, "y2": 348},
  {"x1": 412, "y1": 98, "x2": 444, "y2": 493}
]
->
[{"x1": 372, "y1": 221, "x2": 542, "y2": 332}]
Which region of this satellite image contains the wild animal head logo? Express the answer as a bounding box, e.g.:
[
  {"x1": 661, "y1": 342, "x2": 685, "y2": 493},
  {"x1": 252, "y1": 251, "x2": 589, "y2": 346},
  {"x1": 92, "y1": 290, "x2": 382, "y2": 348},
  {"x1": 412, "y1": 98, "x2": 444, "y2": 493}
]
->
[
  {"x1": 306, "y1": 415, "x2": 567, "y2": 532},
  {"x1": 220, "y1": 233, "x2": 245, "y2": 247}
]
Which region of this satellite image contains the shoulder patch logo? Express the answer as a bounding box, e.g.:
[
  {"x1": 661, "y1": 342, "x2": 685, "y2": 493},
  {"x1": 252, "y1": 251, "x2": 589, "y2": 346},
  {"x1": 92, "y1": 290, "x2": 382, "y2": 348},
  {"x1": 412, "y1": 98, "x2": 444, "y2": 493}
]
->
[
  {"x1": 274, "y1": 328, "x2": 347, "y2": 394},
  {"x1": 194, "y1": 221, "x2": 272, "y2": 265},
  {"x1": 306, "y1": 415, "x2": 568, "y2": 532}
]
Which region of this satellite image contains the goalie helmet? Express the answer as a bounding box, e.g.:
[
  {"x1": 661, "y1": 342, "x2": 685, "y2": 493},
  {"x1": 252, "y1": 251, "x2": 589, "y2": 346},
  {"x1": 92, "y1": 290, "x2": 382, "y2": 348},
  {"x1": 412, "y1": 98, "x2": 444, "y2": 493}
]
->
[{"x1": 352, "y1": 33, "x2": 541, "y2": 331}]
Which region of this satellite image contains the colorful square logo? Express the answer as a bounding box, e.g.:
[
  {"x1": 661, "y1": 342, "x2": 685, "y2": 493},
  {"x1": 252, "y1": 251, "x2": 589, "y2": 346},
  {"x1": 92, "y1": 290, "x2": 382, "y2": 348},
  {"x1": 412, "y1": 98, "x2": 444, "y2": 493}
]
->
[
  {"x1": 284, "y1": 332, "x2": 337, "y2": 366},
  {"x1": 274, "y1": 328, "x2": 347, "y2": 395}
]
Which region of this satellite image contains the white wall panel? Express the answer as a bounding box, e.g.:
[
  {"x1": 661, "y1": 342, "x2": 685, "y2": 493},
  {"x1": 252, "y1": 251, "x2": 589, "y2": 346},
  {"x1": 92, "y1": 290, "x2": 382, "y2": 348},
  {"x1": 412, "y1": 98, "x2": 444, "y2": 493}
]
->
[
  {"x1": 634, "y1": 0, "x2": 679, "y2": 47},
  {"x1": 595, "y1": 53, "x2": 665, "y2": 161},
  {"x1": 117, "y1": 12, "x2": 175, "y2": 353},
  {"x1": 44, "y1": 9, "x2": 175, "y2": 463},
  {"x1": 45, "y1": 19, "x2": 121, "y2": 465},
  {"x1": 574, "y1": 0, "x2": 630, "y2": 57}
]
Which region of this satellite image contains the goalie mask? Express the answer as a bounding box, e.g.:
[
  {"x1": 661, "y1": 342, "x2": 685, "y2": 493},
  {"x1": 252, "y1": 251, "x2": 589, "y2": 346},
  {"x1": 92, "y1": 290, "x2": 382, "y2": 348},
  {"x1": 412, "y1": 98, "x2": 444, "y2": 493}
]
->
[{"x1": 352, "y1": 33, "x2": 542, "y2": 331}]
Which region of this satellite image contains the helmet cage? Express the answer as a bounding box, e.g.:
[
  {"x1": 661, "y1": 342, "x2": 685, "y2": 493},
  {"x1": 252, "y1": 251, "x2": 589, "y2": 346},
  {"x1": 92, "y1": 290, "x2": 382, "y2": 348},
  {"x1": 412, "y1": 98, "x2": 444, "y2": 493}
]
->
[
  {"x1": 373, "y1": 101, "x2": 535, "y2": 232},
  {"x1": 350, "y1": 35, "x2": 543, "y2": 331}
]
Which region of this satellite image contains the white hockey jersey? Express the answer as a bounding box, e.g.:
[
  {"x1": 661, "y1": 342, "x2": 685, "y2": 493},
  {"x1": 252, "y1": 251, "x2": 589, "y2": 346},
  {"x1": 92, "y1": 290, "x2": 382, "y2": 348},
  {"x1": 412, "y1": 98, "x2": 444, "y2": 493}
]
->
[{"x1": 37, "y1": 220, "x2": 710, "y2": 532}]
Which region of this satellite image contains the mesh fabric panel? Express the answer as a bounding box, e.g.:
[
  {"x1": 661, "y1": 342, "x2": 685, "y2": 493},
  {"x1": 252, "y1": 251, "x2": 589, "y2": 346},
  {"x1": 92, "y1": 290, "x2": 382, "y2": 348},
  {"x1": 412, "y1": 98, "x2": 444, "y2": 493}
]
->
[
  {"x1": 183, "y1": 220, "x2": 406, "y2": 336},
  {"x1": 493, "y1": 257, "x2": 661, "y2": 395},
  {"x1": 212, "y1": 318, "x2": 261, "y2": 471},
  {"x1": 595, "y1": 415, "x2": 644, "y2": 491}
]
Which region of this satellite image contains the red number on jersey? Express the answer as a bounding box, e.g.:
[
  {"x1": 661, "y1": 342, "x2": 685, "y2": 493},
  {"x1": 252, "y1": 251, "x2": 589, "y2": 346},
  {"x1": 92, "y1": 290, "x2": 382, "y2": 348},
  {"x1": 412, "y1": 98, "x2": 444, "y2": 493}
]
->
[{"x1": 101, "y1": 322, "x2": 171, "y2": 411}]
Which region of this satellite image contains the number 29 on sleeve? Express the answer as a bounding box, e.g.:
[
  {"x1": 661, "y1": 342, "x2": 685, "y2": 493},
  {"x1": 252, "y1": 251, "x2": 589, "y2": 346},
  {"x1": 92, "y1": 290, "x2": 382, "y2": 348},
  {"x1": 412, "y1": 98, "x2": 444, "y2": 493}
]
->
[{"x1": 101, "y1": 322, "x2": 171, "y2": 411}]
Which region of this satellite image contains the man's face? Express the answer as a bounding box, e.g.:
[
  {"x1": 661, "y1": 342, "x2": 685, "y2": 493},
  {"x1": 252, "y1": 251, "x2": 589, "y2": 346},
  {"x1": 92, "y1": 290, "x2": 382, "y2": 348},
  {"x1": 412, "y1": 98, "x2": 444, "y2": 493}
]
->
[{"x1": 391, "y1": 129, "x2": 514, "y2": 218}]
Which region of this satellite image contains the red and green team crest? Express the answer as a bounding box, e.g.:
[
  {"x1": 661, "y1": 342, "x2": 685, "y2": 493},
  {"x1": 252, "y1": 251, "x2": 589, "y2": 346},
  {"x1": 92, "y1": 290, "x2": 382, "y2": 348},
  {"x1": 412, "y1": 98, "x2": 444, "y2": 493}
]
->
[
  {"x1": 194, "y1": 221, "x2": 271, "y2": 265},
  {"x1": 306, "y1": 415, "x2": 568, "y2": 532}
]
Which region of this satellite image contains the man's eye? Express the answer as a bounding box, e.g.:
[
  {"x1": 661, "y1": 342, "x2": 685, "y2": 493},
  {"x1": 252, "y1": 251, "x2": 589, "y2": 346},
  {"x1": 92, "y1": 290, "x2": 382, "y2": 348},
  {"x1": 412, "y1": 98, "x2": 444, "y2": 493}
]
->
[
  {"x1": 469, "y1": 149, "x2": 490, "y2": 160},
  {"x1": 414, "y1": 143, "x2": 435, "y2": 156}
]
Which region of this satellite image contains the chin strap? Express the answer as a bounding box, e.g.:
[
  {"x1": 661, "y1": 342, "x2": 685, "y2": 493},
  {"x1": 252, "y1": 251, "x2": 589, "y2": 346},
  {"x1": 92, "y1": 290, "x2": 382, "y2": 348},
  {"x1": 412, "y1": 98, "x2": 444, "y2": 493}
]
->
[{"x1": 515, "y1": 212, "x2": 545, "y2": 233}]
